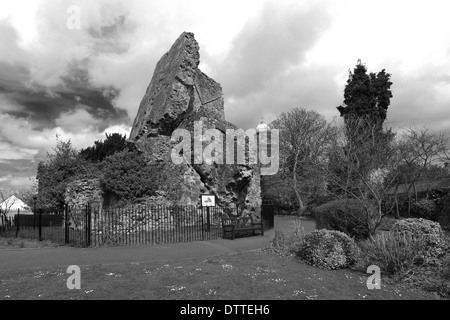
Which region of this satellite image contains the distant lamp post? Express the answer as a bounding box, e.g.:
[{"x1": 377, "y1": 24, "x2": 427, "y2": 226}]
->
[{"x1": 33, "y1": 195, "x2": 37, "y2": 230}]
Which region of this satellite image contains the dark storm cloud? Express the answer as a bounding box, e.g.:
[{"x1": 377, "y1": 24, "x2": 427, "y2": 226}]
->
[
  {"x1": 0, "y1": 58, "x2": 128, "y2": 131},
  {"x1": 87, "y1": 14, "x2": 135, "y2": 54},
  {"x1": 0, "y1": 5, "x2": 136, "y2": 134}
]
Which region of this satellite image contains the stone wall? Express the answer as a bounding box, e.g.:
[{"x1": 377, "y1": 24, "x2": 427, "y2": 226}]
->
[{"x1": 65, "y1": 179, "x2": 103, "y2": 209}]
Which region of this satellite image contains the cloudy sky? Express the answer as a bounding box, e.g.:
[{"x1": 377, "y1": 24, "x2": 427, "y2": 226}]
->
[{"x1": 1, "y1": 0, "x2": 450, "y2": 188}]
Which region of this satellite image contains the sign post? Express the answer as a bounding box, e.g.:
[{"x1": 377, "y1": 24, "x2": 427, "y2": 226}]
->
[{"x1": 201, "y1": 195, "x2": 216, "y2": 232}]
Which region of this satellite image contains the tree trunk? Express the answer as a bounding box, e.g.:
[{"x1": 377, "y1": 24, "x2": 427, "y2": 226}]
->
[
  {"x1": 371, "y1": 202, "x2": 384, "y2": 236},
  {"x1": 394, "y1": 196, "x2": 400, "y2": 219},
  {"x1": 393, "y1": 183, "x2": 400, "y2": 219},
  {"x1": 413, "y1": 181, "x2": 418, "y2": 201},
  {"x1": 293, "y1": 186, "x2": 304, "y2": 214},
  {"x1": 405, "y1": 182, "x2": 412, "y2": 216},
  {"x1": 292, "y1": 151, "x2": 304, "y2": 214}
]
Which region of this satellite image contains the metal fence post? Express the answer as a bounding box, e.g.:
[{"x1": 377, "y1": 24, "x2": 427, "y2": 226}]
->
[
  {"x1": 87, "y1": 204, "x2": 91, "y2": 247},
  {"x1": 201, "y1": 207, "x2": 204, "y2": 241},
  {"x1": 85, "y1": 203, "x2": 89, "y2": 247},
  {"x1": 206, "y1": 207, "x2": 211, "y2": 232},
  {"x1": 64, "y1": 204, "x2": 69, "y2": 245},
  {"x1": 38, "y1": 208, "x2": 42, "y2": 241},
  {"x1": 15, "y1": 208, "x2": 20, "y2": 238}
]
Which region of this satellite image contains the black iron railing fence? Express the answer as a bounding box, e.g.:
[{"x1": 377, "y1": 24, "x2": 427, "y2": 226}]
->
[
  {"x1": 0, "y1": 210, "x2": 65, "y2": 244},
  {"x1": 82, "y1": 205, "x2": 223, "y2": 247},
  {"x1": 0, "y1": 205, "x2": 275, "y2": 247}
]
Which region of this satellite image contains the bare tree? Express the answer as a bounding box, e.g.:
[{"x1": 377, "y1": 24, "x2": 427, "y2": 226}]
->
[
  {"x1": 440, "y1": 131, "x2": 450, "y2": 164},
  {"x1": 271, "y1": 108, "x2": 334, "y2": 214},
  {"x1": 15, "y1": 181, "x2": 38, "y2": 209},
  {"x1": 394, "y1": 126, "x2": 449, "y2": 214},
  {"x1": 317, "y1": 118, "x2": 401, "y2": 236},
  {"x1": 0, "y1": 188, "x2": 18, "y2": 222}
]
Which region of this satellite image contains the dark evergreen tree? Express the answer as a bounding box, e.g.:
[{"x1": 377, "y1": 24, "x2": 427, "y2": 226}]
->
[
  {"x1": 337, "y1": 60, "x2": 393, "y2": 127},
  {"x1": 332, "y1": 61, "x2": 395, "y2": 199},
  {"x1": 100, "y1": 149, "x2": 158, "y2": 205},
  {"x1": 80, "y1": 133, "x2": 135, "y2": 162}
]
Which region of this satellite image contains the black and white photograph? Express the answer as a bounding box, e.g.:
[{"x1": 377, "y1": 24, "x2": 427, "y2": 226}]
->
[{"x1": 1, "y1": 0, "x2": 449, "y2": 306}]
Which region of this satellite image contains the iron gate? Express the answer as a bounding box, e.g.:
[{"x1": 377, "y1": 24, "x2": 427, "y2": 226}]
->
[
  {"x1": 261, "y1": 205, "x2": 275, "y2": 230},
  {"x1": 65, "y1": 205, "x2": 91, "y2": 247}
]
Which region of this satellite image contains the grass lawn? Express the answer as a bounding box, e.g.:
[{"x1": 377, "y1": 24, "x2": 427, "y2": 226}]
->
[
  {"x1": 0, "y1": 215, "x2": 446, "y2": 300},
  {"x1": 0, "y1": 237, "x2": 60, "y2": 249},
  {"x1": 0, "y1": 250, "x2": 436, "y2": 300}
]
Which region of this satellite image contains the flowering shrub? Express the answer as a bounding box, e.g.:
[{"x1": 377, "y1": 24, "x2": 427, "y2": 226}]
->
[
  {"x1": 390, "y1": 218, "x2": 447, "y2": 265},
  {"x1": 296, "y1": 230, "x2": 360, "y2": 270}
]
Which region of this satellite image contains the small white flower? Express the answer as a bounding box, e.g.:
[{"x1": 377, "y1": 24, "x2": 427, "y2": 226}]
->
[
  {"x1": 222, "y1": 264, "x2": 234, "y2": 271},
  {"x1": 169, "y1": 286, "x2": 185, "y2": 292}
]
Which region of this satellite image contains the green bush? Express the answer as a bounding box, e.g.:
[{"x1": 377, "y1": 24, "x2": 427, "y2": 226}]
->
[
  {"x1": 410, "y1": 199, "x2": 437, "y2": 220},
  {"x1": 358, "y1": 232, "x2": 426, "y2": 275},
  {"x1": 442, "y1": 255, "x2": 450, "y2": 281},
  {"x1": 435, "y1": 192, "x2": 450, "y2": 230},
  {"x1": 296, "y1": 229, "x2": 360, "y2": 270},
  {"x1": 390, "y1": 218, "x2": 447, "y2": 264},
  {"x1": 100, "y1": 149, "x2": 158, "y2": 204},
  {"x1": 313, "y1": 199, "x2": 375, "y2": 240}
]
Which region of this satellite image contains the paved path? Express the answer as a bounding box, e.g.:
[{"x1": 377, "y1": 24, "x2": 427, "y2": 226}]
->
[{"x1": 0, "y1": 217, "x2": 315, "y2": 271}]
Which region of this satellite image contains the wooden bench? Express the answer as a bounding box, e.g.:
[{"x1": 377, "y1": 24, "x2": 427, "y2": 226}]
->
[{"x1": 221, "y1": 215, "x2": 264, "y2": 240}]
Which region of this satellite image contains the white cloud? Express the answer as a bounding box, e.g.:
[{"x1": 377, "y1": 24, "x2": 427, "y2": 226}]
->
[
  {"x1": 0, "y1": 175, "x2": 35, "y2": 188},
  {"x1": 0, "y1": 141, "x2": 38, "y2": 161},
  {"x1": 0, "y1": 0, "x2": 43, "y2": 47},
  {"x1": 10, "y1": 176, "x2": 36, "y2": 187},
  {"x1": 307, "y1": 0, "x2": 450, "y2": 72},
  {"x1": 0, "y1": 113, "x2": 129, "y2": 162},
  {"x1": 55, "y1": 108, "x2": 103, "y2": 133},
  {"x1": 0, "y1": 174, "x2": 12, "y2": 182},
  {"x1": 102, "y1": 124, "x2": 131, "y2": 138}
]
